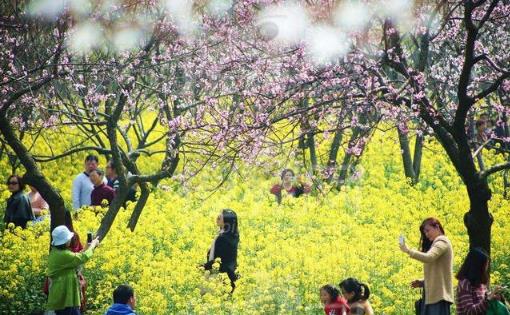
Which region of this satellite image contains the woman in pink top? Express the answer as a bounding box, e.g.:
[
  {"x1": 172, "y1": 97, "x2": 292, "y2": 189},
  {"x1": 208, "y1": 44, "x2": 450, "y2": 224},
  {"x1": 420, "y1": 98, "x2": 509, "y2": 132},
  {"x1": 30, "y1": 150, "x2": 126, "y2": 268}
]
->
[{"x1": 28, "y1": 186, "x2": 49, "y2": 217}]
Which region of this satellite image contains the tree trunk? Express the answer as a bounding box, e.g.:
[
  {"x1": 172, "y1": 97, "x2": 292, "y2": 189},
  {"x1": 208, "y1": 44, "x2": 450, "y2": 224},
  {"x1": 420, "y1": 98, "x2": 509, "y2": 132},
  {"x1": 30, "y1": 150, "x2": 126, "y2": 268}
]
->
[
  {"x1": 476, "y1": 153, "x2": 485, "y2": 171},
  {"x1": 326, "y1": 123, "x2": 344, "y2": 182},
  {"x1": 451, "y1": 121, "x2": 493, "y2": 255},
  {"x1": 0, "y1": 114, "x2": 66, "y2": 230},
  {"x1": 413, "y1": 134, "x2": 424, "y2": 181},
  {"x1": 398, "y1": 129, "x2": 417, "y2": 181},
  {"x1": 127, "y1": 182, "x2": 150, "y2": 231},
  {"x1": 397, "y1": 129, "x2": 424, "y2": 184},
  {"x1": 337, "y1": 127, "x2": 362, "y2": 188},
  {"x1": 297, "y1": 99, "x2": 318, "y2": 174},
  {"x1": 96, "y1": 188, "x2": 130, "y2": 239},
  {"x1": 337, "y1": 151, "x2": 353, "y2": 188},
  {"x1": 95, "y1": 94, "x2": 131, "y2": 239},
  {"x1": 464, "y1": 180, "x2": 493, "y2": 255},
  {"x1": 307, "y1": 131, "x2": 318, "y2": 175}
]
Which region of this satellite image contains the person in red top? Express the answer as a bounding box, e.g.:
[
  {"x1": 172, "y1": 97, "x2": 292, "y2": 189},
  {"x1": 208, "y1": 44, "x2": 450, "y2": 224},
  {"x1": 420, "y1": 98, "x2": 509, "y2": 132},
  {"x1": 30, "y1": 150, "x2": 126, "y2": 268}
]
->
[
  {"x1": 90, "y1": 169, "x2": 115, "y2": 206},
  {"x1": 65, "y1": 211, "x2": 88, "y2": 312},
  {"x1": 320, "y1": 284, "x2": 350, "y2": 315},
  {"x1": 270, "y1": 169, "x2": 311, "y2": 204}
]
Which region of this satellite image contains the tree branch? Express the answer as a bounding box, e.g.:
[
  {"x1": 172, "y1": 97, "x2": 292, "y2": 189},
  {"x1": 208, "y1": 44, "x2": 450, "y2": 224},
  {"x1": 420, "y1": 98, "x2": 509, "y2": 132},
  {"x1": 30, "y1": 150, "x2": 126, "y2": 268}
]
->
[
  {"x1": 33, "y1": 146, "x2": 112, "y2": 162},
  {"x1": 480, "y1": 160, "x2": 510, "y2": 179},
  {"x1": 475, "y1": 72, "x2": 510, "y2": 101}
]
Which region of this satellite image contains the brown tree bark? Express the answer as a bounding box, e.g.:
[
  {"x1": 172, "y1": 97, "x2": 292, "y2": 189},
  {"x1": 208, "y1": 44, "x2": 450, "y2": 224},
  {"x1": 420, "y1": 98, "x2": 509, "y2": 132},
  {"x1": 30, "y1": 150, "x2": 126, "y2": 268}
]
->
[{"x1": 397, "y1": 129, "x2": 424, "y2": 184}]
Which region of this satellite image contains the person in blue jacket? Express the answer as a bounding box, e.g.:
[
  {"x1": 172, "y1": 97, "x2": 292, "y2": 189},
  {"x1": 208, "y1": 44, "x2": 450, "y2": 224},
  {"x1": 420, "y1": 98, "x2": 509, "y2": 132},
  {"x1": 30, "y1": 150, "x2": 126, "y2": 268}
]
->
[{"x1": 105, "y1": 284, "x2": 137, "y2": 315}]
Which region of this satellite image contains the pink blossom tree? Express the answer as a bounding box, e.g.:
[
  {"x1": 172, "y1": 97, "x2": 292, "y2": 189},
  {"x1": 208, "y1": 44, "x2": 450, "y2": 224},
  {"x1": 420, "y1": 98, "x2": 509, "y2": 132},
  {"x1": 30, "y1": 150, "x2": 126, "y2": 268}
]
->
[
  {"x1": 367, "y1": 0, "x2": 510, "y2": 253},
  {"x1": 2, "y1": 0, "x2": 509, "y2": 253},
  {"x1": 237, "y1": 0, "x2": 510, "y2": 252}
]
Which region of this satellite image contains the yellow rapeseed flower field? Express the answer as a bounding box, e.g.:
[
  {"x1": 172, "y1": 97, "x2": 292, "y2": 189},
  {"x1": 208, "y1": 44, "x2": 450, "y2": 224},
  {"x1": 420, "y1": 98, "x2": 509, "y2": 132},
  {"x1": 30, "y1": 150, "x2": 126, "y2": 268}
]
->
[{"x1": 0, "y1": 130, "x2": 509, "y2": 314}]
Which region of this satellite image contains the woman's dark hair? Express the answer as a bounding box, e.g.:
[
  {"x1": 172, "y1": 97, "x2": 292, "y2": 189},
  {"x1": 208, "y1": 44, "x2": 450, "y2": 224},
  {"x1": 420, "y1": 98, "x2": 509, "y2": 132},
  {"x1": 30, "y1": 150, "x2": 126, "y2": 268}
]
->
[
  {"x1": 321, "y1": 284, "x2": 340, "y2": 302},
  {"x1": 64, "y1": 211, "x2": 81, "y2": 248},
  {"x1": 85, "y1": 154, "x2": 99, "y2": 163},
  {"x1": 294, "y1": 185, "x2": 305, "y2": 197},
  {"x1": 280, "y1": 168, "x2": 295, "y2": 180},
  {"x1": 476, "y1": 120, "x2": 486, "y2": 128},
  {"x1": 456, "y1": 247, "x2": 489, "y2": 287},
  {"x1": 339, "y1": 278, "x2": 370, "y2": 303},
  {"x1": 54, "y1": 244, "x2": 68, "y2": 250},
  {"x1": 222, "y1": 209, "x2": 239, "y2": 237},
  {"x1": 7, "y1": 175, "x2": 26, "y2": 192},
  {"x1": 419, "y1": 217, "x2": 445, "y2": 252},
  {"x1": 108, "y1": 160, "x2": 117, "y2": 172}
]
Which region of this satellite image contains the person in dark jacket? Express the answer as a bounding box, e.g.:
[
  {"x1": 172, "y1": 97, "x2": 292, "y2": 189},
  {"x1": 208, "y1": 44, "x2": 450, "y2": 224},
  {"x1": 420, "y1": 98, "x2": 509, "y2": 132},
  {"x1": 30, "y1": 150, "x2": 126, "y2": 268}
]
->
[
  {"x1": 105, "y1": 284, "x2": 136, "y2": 315},
  {"x1": 204, "y1": 209, "x2": 239, "y2": 293},
  {"x1": 105, "y1": 160, "x2": 137, "y2": 205},
  {"x1": 4, "y1": 175, "x2": 34, "y2": 229}
]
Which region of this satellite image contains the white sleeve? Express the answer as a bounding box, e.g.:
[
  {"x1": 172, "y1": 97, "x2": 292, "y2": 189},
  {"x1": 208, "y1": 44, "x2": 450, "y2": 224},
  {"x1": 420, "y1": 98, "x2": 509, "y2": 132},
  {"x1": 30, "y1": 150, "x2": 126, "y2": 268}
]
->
[{"x1": 72, "y1": 176, "x2": 81, "y2": 209}]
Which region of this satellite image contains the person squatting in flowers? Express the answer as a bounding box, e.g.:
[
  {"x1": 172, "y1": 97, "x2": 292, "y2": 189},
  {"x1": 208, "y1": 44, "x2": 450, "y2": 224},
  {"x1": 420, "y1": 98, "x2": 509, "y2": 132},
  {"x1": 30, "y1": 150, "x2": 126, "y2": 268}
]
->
[{"x1": 270, "y1": 168, "x2": 311, "y2": 204}]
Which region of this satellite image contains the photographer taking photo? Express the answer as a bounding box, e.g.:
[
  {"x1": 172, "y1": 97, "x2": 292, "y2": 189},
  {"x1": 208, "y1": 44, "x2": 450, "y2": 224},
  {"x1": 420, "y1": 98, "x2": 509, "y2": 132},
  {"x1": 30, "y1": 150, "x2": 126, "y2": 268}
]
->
[{"x1": 46, "y1": 225, "x2": 100, "y2": 315}]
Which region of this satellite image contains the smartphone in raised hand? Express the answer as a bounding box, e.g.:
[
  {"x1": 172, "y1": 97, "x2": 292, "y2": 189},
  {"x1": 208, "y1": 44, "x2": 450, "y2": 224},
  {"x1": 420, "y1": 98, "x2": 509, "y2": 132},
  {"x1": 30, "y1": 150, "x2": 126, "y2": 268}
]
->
[{"x1": 399, "y1": 235, "x2": 405, "y2": 246}]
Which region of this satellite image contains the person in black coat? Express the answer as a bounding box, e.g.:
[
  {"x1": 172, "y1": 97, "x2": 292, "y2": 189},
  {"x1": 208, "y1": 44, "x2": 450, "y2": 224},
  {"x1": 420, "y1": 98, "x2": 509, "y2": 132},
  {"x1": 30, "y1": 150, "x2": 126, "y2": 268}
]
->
[
  {"x1": 4, "y1": 175, "x2": 34, "y2": 229},
  {"x1": 204, "y1": 209, "x2": 239, "y2": 292}
]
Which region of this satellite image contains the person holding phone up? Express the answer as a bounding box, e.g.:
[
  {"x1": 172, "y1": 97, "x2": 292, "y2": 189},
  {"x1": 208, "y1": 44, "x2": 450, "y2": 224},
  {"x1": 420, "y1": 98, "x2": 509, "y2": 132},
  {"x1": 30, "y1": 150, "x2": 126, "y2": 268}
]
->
[
  {"x1": 46, "y1": 225, "x2": 100, "y2": 315},
  {"x1": 399, "y1": 217, "x2": 454, "y2": 315}
]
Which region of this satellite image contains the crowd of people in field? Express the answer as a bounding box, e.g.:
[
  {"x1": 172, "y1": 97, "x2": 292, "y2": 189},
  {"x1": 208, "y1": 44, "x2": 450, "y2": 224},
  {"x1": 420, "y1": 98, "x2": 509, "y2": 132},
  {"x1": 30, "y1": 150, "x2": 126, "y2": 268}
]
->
[
  {"x1": 3, "y1": 155, "x2": 131, "y2": 230},
  {"x1": 2, "y1": 155, "x2": 510, "y2": 315}
]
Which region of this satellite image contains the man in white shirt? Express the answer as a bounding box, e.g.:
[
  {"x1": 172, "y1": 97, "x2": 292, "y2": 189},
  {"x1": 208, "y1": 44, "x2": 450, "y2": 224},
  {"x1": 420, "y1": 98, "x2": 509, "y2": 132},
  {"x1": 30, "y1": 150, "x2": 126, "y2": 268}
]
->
[{"x1": 72, "y1": 154, "x2": 106, "y2": 209}]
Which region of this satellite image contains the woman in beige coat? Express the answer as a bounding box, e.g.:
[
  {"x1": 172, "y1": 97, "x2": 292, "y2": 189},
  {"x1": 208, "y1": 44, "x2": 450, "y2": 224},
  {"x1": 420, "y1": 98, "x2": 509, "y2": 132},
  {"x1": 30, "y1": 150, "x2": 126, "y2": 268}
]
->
[{"x1": 400, "y1": 217, "x2": 454, "y2": 315}]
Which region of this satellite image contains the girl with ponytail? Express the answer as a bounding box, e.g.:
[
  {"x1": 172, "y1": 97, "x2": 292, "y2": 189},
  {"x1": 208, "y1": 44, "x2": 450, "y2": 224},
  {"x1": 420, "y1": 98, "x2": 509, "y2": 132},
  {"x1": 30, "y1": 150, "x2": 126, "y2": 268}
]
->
[{"x1": 339, "y1": 278, "x2": 374, "y2": 315}]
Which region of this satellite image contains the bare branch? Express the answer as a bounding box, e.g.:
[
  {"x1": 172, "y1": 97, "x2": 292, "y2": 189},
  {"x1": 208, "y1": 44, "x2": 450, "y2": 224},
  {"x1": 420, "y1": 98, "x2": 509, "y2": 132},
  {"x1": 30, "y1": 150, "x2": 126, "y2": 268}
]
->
[
  {"x1": 33, "y1": 146, "x2": 112, "y2": 162},
  {"x1": 475, "y1": 72, "x2": 510, "y2": 101},
  {"x1": 480, "y1": 160, "x2": 510, "y2": 179}
]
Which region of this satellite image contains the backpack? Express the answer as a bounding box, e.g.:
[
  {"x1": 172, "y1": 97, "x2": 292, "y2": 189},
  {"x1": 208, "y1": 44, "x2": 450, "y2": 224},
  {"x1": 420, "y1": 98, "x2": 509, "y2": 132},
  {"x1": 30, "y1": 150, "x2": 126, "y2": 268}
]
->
[{"x1": 487, "y1": 300, "x2": 510, "y2": 315}]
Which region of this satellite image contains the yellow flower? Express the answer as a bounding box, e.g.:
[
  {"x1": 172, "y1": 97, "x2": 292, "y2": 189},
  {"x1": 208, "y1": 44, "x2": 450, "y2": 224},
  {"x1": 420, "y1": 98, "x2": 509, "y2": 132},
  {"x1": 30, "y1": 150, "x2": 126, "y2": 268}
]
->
[{"x1": 0, "y1": 124, "x2": 509, "y2": 314}]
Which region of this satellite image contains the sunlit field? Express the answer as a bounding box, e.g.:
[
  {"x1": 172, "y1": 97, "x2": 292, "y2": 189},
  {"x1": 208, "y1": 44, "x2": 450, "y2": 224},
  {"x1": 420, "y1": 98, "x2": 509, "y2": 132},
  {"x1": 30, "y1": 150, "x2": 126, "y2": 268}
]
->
[
  {"x1": 2, "y1": 0, "x2": 510, "y2": 313},
  {"x1": 1, "y1": 130, "x2": 509, "y2": 314}
]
